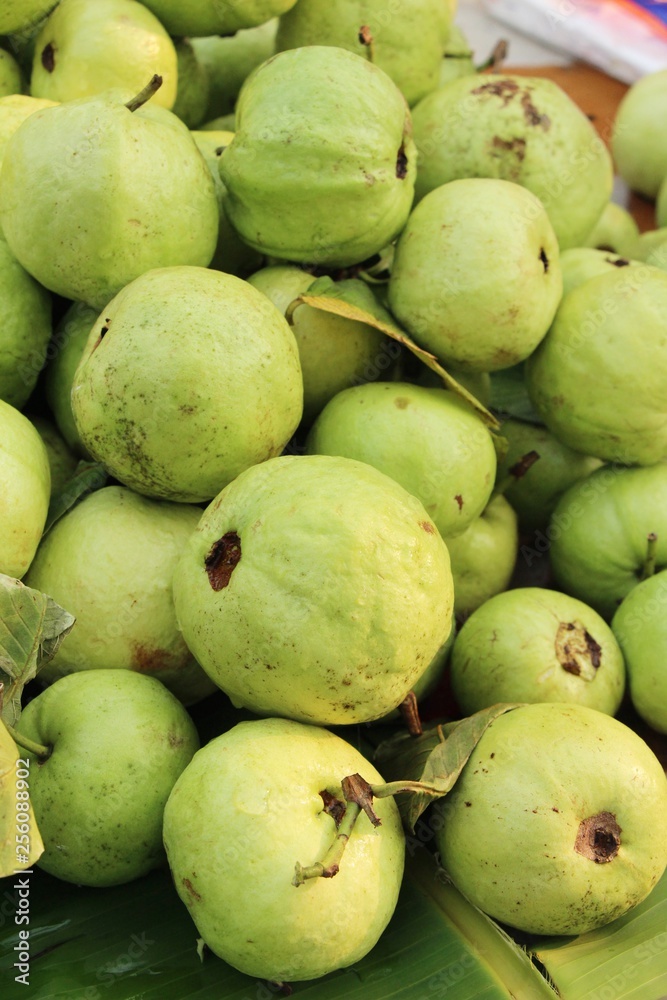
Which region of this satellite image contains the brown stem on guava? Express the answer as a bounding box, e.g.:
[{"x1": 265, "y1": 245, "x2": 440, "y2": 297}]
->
[
  {"x1": 292, "y1": 799, "x2": 362, "y2": 886},
  {"x1": 358, "y1": 25, "x2": 376, "y2": 63},
  {"x1": 477, "y1": 39, "x2": 509, "y2": 73},
  {"x1": 492, "y1": 450, "x2": 540, "y2": 499},
  {"x1": 399, "y1": 690, "x2": 423, "y2": 736},
  {"x1": 4, "y1": 723, "x2": 52, "y2": 761},
  {"x1": 640, "y1": 532, "x2": 658, "y2": 580},
  {"x1": 125, "y1": 74, "x2": 163, "y2": 113}
]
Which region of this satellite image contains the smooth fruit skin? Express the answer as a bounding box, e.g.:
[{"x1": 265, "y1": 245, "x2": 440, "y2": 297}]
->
[
  {"x1": 445, "y1": 494, "x2": 518, "y2": 617},
  {"x1": 44, "y1": 301, "x2": 97, "y2": 457},
  {"x1": 30, "y1": 416, "x2": 77, "y2": 495},
  {"x1": 411, "y1": 74, "x2": 613, "y2": 249},
  {"x1": 0, "y1": 94, "x2": 58, "y2": 168},
  {"x1": 658, "y1": 179, "x2": 667, "y2": 229},
  {"x1": 581, "y1": 201, "x2": 640, "y2": 258},
  {"x1": 387, "y1": 178, "x2": 562, "y2": 373},
  {"x1": 0, "y1": 0, "x2": 57, "y2": 35},
  {"x1": 71, "y1": 266, "x2": 303, "y2": 503},
  {"x1": 163, "y1": 717, "x2": 405, "y2": 982},
  {"x1": 0, "y1": 234, "x2": 51, "y2": 409},
  {"x1": 0, "y1": 93, "x2": 218, "y2": 309},
  {"x1": 526, "y1": 267, "x2": 667, "y2": 466},
  {"x1": 30, "y1": 0, "x2": 178, "y2": 109},
  {"x1": 612, "y1": 571, "x2": 667, "y2": 734},
  {"x1": 24, "y1": 486, "x2": 216, "y2": 704},
  {"x1": 139, "y1": 0, "x2": 296, "y2": 36},
  {"x1": 219, "y1": 47, "x2": 416, "y2": 268},
  {"x1": 16, "y1": 670, "x2": 200, "y2": 887},
  {"x1": 451, "y1": 587, "x2": 625, "y2": 715},
  {"x1": 436, "y1": 703, "x2": 667, "y2": 935},
  {"x1": 192, "y1": 21, "x2": 277, "y2": 122},
  {"x1": 0, "y1": 50, "x2": 22, "y2": 97},
  {"x1": 306, "y1": 382, "x2": 497, "y2": 539},
  {"x1": 613, "y1": 70, "x2": 667, "y2": 198},
  {"x1": 548, "y1": 464, "x2": 667, "y2": 620},
  {"x1": 559, "y1": 247, "x2": 639, "y2": 298},
  {"x1": 0, "y1": 399, "x2": 50, "y2": 578},
  {"x1": 173, "y1": 454, "x2": 454, "y2": 725}
]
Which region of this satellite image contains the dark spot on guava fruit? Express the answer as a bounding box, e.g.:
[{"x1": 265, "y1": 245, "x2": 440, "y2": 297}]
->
[
  {"x1": 419, "y1": 520, "x2": 435, "y2": 534},
  {"x1": 182, "y1": 877, "x2": 202, "y2": 901},
  {"x1": 41, "y1": 43, "x2": 56, "y2": 72},
  {"x1": 205, "y1": 531, "x2": 241, "y2": 590},
  {"x1": 168, "y1": 732, "x2": 186, "y2": 748},
  {"x1": 607, "y1": 256, "x2": 630, "y2": 267},
  {"x1": 396, "y1": 143, "x2": 409, "y2": 179},
  {"x1": 358, "y1": 24, "x2": 373, "y2": 46},
  {"x1": 465, "y1": 801, "x2": 472, "y2": 807},
  {"x1": 539, "y1": 248, "x2": 549, "y2": 272},
  {"x1": 490, "y1": 752, "x2": 495, "y2": 758},
  {"x1": 520, "y1": 91, "x2": 551, "y2": 130},
  {"x1": 509, "y1": 450, "x2": 540, "y2": 481},
  {"x1": 490, "y1": 135, "x2": 527, "y2": 161},
  {"x1": 556, "y1": 621, "x2": 601, "y2": 679},
  {"x1": 320, "y1": 790, "x2": 346, "y2": 826},
  {"x1": 394, "y1": 396, "x2": 410, "y2": 409},
  {"x1": 471, "y1": 79, "x2": 520, "y2": 105},
  {"x1": 552, "y1": 807, "x2": 559, "y2": 812},
  {"x1": 574, "y1": 812, "x2": 621, "y2": 863},
  {"x1": 453, "y1": 495, "x2": 463, "y2": 510},
  {"x1": 131, "y1": 643, "x2": 179, "y2": 674}
]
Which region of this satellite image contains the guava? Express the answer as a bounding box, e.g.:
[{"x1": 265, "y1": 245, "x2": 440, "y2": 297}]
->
[
  {"x1": 436, "y1": 702, "x2": 667, "y2": 934},
  {"x1": 44, "y1": 301, "x2": 96, "y2": 457},
  {"x1": 30, "y1": 0, "x2": 177, "y2": 108},
  {"x1": 0, "y1": 94, "x2": 57, "y2": 167},
  {"x1": 612, "y1": 570, "x2": 667, "y2": 734},
  {"x1": 439, "y1": 25, "x2": 475, "y2": 86},
  {"x1": 15, "y1": 670, "x2": 200, "y2": 886},
  {"x1": 658, "y1": 178, "x2": 667, "y2": 228},
  {"x1": 276, "y1": 0, "x2": 453, "y2": 107},
  {"x1": 71, "y1": 266, "x2": 303, "y2": 502},
  {"x1": 496, "y1": 418, "x2": 602, "y2": 533},
  {"x1": 445, "y1": 495, "x2": 518, "y2": 618},
  {"x1": 525, "y1": 267, "x2": 667, "y2": 466},
  {"x1": 388, "y1": 178, "x2": 562, "y2": 372},
  {"x1": 172, "y1": 454, "x2": 454, "y2": 725},
  {"x1": 250, "y1": 268, "x2": 392, "y2": 425},
  {"x1": 0, "y1": 398, "x2": 50, "y2": 578},
  {"x1": 612, "y1": 69, "x2": 667, "y2": 198},
  {"x1": 0, "y1": 49, "x2": 22, "y2": 96},
  {"x1": 170, "y1": 39, "x2": 210, "y2": 129},
  {"x1": 163, "y1": 717, "x2": 405, "y2": 982},
  {"x1": 0, "y1": 84, "x2": 218, "y2": 309},
  {"x1": 0, "y1": 233, "x2": 51, "y2": 409},
  {"x1": 631, "y1": 227, "x2": 667, "y2": 263},
  {"x1": 192, "y1": 21, "x2": 277, "y2": 122},
  {"x1": 411, "y1": 74, "x2": 613, "y2": 249},
  {"x1": 219, "y1": 46, "x2": 416, "y2": 268},
  {"x1": 581, "y1": 201, "x2": 640, "y2": 258},
  {"x1": 451, "y1": 588, "x2": 625, "y2": 716},
  {"x1": 0, "y1": 0, "x2": 57, "y2": 35},
  {"x1": 547, "y1": 463, "x2": 667, "y2": 619},
  {"x1": 415, "y1": 365, "x2": 493, "y2": 407},
  {"x1": 142, "y1": 0, "x2": 296, "y2": 36},
  {"x1": 30, "y1": 416, "x2": 77, "y2": 495},
  {"x1": 306, "y1": 382, "x2": 497, "y2": 538},
  {"x1": 24, "y1": 486, "x2": 216, "y2": 704},
  {"x1": 559, "y1": 247, "x2": 638, "y2": 298}
]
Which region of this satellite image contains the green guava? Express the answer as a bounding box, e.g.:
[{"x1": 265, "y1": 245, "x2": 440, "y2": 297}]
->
[
  {"x1": 612, "y1": 69, "x2": 667, "y2": 198},
  {"x1": 439, "y1": 25, "x2": 475, "y2": 86},
  {"x1": 247, "y1": 264, "x2": 316, "y2": 314},
  {"x1": 0, "y1": 233, "x2": 51, "y2": 409},
  {"x1": 451, "y1": 587, "x2": 625, "y2": 716},
  {"x1": 0, "y1": 86, "x2": 218, "y2": 309},
  {"x1": 219, "y1": 46, "x2": 416, "y2": 268},
  {"x1": 172, "y1": 454, "x2": 454, "y2": 725},
  {"x1": 16, "y1": 670, "x2": 200, "y2": 886},
  {"x1": 0, "y1": 0, "x2": 57, "y2": 35},
  {"x1": 140, "y1": 0, "x2": 296, "y2": 36},
  {"x1": 71, "y1": 266, "x2": 303, "y2": 502},
  {"x1": 411, "y1": 74, "x2": 613, "y2": 249},
  {"x1": 0, "y1": 49, "x2": 22, "y2": 96},
  {"x1": 581, "y1": 201, "x2": 640, "y2": 258},
  {"x1": 30, "y1": 0, "x2": 177, "y2": 108},
  {"x1": 0, "y1": 94, "x2": 57, "y2": 167},
  {"x1": 306, "y1": 382, "x2": 497, "y2": 538},
  {"x1": 658, "y1": 178, "x2": 667, "y2": 228},
  {"x1": 30, "y1": 416, "x2": 77, "y2": 495},
  {"x1": 276, "y1": 0, "x2": 453, "y2": 107},
  {"x1": 548, "y1": 463, "x2": 667, "y2": 619},
  {"x1": 25, "y1": 486, "x2": 216, "y2": 704},
  {"x1": 0, "y1": 398, "x2": 50, "y2": 578},
  {"x1": 170, "y1": 39, "x2": 210, "y2": 129},
  {"x1": 526, "y1": 267, "x2": 667, "y2": 465},
  {"x1": 612, "y1": 571, "x2": 667, "y2": 734},
  {"x1": 445, "y1": 494, "x2": 518, "y2": 618},
  {"x1": 163, "y1": 717, "x2": 405, "y2": 982},
  {"x1": 388, "y1": 178, "x2": 562, "y2": 372},
  {"x1": 496, "y1": 418, "x2": 602, "y2": 533},
  {"x1": 436, "y1": 703, "x2": 667, "y2": 934},
  {"x1": 631, "y1": 227, "x2": 667, "y2": 263},
  {"x1": 559, "y1": 247, "x2": 638, "y2": 298},
  {"x1": 192, "y1": 21, "x2": 277, "y2": 122},
  {"x1": 44, "y1": 301, "x2": 96, "y2": 457}
]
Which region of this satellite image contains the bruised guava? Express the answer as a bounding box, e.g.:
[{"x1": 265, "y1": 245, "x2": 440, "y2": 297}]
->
[
  {"x1": 436, "y1": 703, "x2": 667, "y2": 934},
  {"x1": 172, "y1": 454, "x2": 454, "y2": 725}
]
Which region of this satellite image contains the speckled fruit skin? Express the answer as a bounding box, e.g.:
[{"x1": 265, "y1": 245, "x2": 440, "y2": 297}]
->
[
  {"x1": 306, "y1": 382, "x2": 497, "y2": 539},
  {"x1": 387, "y1": 178, "x2": 562, "y2": 373},
  {"x1": 411, "y1": 74, "x2": 613, "y2": 249},
  {"x1": 436, "y1": 703, "x2": 667, "y2": 935},
  {"x1": 219, "y1": 47, "x2": 416, "y2": 268},
  {"x1": 276, "y1": 0, "x2": 453, "y2": 107},
  {"x1": 613, "y1": 69, "x2": 667, "y2": 199},
  {"x1": 0, "y1": 399, "x2": 50, "y2": 579},
  {"x1": 16, "y1": 670, "x2": 199, "y2": 886},
  {"x1": 0, "y1": 234, "x2": 51, "y2": 409},
  {"x1": 173, "y1": 454, "x2": 454, "y2": 725},
  {"x1": 24, "y1": 486, "x2": 216, "y2": 704},
  {"x1": 612, "y1": 571, "x2": 667, "y2": 734},
  {"x1": 451, "y1": 587, "x2": 625, "y2": 716},
  {"x1": 526, "y1": 267, "x2": 667, "y2": 466},
  {"x1": 163, "y1": 718, "x2": 405, "y2": 982},
  {"x1": 559, "y1": 247, "x2": 639, "y2": 298},
  {"x1": 445, "y1": 494, "x2": 518, "y2": 617},
  {"x1": 71, "y1": 266, "x2": 303, "y2": 503},
  {"x1": 30, "y1": 0, "x2": 178, "y2": 109},
  {"x1": 0, "y1": 91, "x2": 218, "y2": 309},
  {"x1": 140, "y1": 0, "x2": 296, "y2": 37}
]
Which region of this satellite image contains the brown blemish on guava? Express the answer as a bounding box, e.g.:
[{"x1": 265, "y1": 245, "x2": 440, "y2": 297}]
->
[
  {"x1": 520, "y1": 91, "x2": 551, "y2": 130},
  {"x1": 607, "y1": 257, "x2": 630, "y2": 267},
  {"x1": 41, "y1": 43, "x2": 56, "y2": 72},
  {"x1": 419, "y1": 521, "x2": 435, "y2": 534},
  {"x1": 574, "y1": 812, "x2": 621, "y2": 863},
  {"x1": 320, "y1": 790, "x2": 346, "y2": 826},
  {"x1": 205, "y1": 531, "x2": 241, "y2": 590},
  {"x1": 556, "y1": 621, "x2": 602, "y2": 680},
  {"x1": 490, "y1": 136, "x2": 527, "y2": 161},
  {"x1": 182, "y1": 877, "x2": 201, "y2": 901},
  {"x1": 540, "y1": 248, "x2": 549, "y2": 272},
  {"x1": 471, "y1": 79, "x2": 520, "y2": 105},
  {"x1": 396, "y1": 143, "x2": 409, "y2": 179},
  {"x1": 394, "y1": 396, "x2": 410, "y2": 408},
  {"x1": 168, "y1": 732, "x2": 186, "y2": 748},
  {"x1": 358, "y1": 24, "x2": 373, "y2": 46},
  {"x1": 454, "y1": 495, "x2": 463, "y2": 510},
  {"x1": 465, "y1": 801, "x2": 472, "y2": 807},
  {"x1": 131, "y1": 643, "x2": 179, "y2": 674}
]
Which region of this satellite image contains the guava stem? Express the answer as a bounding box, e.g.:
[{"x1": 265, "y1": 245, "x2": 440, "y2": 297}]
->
[
  {"x1": 4, "y1": 724, "x2": 51, "y2": 761},
  {"x1": 476, "y1": 39, "x2": 509, "y2": 73},
  {"x1": 125, "y1": 74, "x2": 163, "y2": 113},
  {"x1": 358, "y1": 25, "x2": 375, "y2": 63},
  {"x1": 370, "y1": 779, "x2": 442, "y2": 799},
  {"x1": 492, "y1": 449, "x2": 540, "y2": 499},
  {"x1": 284, "y1": 297, "x2": 304, "y2": 326},
  {"x1": 292, "y1": 801, "x2": 361, "y2": 886},
  {"x1": 641, "y1": 532, "x2": 659, "y2": 580},
  {"x1": 399, "y1": 691, "x2": 423, "y2": 736}
]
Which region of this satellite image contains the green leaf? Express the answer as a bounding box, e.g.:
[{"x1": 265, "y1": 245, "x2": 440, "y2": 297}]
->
[
  {"x1": 0, "y1": 575, "x2": 75, "y2": 726},
  {"x1": 490, "y1": 365, "x2": 543, "y2": 424},
  {"x1": 374, "y1": 704, "x2": 522, "y2": 831},
  {"x1": 44, "y1": 460, "x2": 108, "y2": 534}
]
